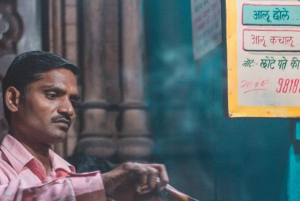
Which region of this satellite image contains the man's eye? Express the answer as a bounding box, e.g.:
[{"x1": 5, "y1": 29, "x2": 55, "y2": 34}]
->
[{"x1": 46, "y1": 93, "x2": 58, "y2": 99}]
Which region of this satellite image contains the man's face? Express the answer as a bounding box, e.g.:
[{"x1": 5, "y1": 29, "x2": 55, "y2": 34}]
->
[{"x1": 15, "y1": 68, "x2": 79, "y2": 145}]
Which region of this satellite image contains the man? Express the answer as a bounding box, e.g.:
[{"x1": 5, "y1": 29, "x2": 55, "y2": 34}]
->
[{"x1": 0, "y1": 51, "x2": 168, "y2": 200}]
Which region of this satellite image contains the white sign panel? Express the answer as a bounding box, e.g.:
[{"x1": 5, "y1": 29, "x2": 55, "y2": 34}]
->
[
  {"x1": 243, "y1": 29, "x2": 300, "y2": 52},
  {"x1": 191, "y1": 0, "x2": 222, "y2": 60}
]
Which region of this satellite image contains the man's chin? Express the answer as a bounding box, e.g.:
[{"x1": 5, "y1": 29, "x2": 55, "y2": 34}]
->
[
  {"x1": 57, "y1": 123, "x2": 70, "y2": 133},
  {"x1": 47, "y1": 132, "x2": 68, "y2": 145}
]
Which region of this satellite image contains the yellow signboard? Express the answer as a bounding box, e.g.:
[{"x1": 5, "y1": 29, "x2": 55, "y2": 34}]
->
[{"x1": 226, "y1": 0, "x2": 300, "y2": 117}]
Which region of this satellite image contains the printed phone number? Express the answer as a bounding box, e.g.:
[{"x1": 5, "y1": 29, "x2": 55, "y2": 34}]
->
[{"x1": 276, "y1": 78, "x2": 300, "y2": 93}]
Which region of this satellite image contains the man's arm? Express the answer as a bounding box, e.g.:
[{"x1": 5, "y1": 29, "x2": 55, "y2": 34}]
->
[
  {"x1": 0, "y1": 171, "x2": 106, "y2": 201},
  {"x1": 0, "y1": 161, "x2": 168, "y2": 201}
]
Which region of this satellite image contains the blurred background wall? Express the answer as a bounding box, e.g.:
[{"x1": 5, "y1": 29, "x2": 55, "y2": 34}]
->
[
  {"x1": 0, "y1": 0, "x2": 293, "y2": 200},
  {"x1": 146, "y1": 1, "x2": 290, "y2": 200}
]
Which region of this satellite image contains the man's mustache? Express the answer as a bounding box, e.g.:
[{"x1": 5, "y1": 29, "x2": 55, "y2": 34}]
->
[{"x1": 51, "y1": 115, "x2": 72, "y2": 127}]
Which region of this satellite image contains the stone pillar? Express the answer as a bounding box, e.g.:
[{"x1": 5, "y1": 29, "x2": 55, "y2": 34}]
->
[
  {"x1": 64, "y1": 0, "x2": 79, "y2": 156},
  {"x1": 118, "y1": 0, "x2": 153, "y2": 162},
  {"x1": 47, "y1": 0, "x2": 79, "y2": 157},
  {"x1": 0, "y1": 0, "x2": 40, "y2": 137},
  {"x1": 76, "y1": 0, "x2": 119, "y2": 161},
  {"x1": 48, "y1": 0, "x2": 63, "y2": 56},
  {"x1": 48, "y1": 0, "x2": 65, "y2": 156}
]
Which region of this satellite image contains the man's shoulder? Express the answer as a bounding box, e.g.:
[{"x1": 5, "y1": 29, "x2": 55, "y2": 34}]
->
[
  {"x1": 0, "y1": 133, "x2": 6, "y2": 145},
  {"x1": 0, "y1": 148, "x2": 19, "y2": 183},
  {"x1": 0, "y1": 136, "x2": 15, "y2": 170},
  {"x1": 0, "y1": 134, "x2": 31, "y2": 175},
  {"x1": 0, "y1": 133, "x2": 8, "y2": 163}
]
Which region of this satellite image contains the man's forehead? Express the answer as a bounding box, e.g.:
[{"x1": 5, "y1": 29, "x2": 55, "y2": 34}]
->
[
  {"x1": 39, "y1": 68, "x2": 78, "y2": 81},
  {"x1": 29, "y1": 68, "x2": 79, "y2": 90}
]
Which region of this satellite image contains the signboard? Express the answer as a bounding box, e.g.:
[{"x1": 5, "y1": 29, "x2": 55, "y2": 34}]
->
[
  {"x1": 191, "y1": 0, "x2": 222, "y2": 60},
  {"x1": 226, "y1": 0, "x2": 300, "y2": 117}
]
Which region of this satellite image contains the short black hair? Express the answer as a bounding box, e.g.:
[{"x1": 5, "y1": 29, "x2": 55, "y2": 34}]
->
[{"x1": 2, "y1": 51, "x2": 79, "y2": 124}]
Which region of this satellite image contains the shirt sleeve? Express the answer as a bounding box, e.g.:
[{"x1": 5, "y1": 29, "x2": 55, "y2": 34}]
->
[{"x1": 0, "y1": 171, "x2": 107, "y2": 201}]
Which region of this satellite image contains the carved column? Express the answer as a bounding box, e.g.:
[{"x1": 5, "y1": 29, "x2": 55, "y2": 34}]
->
[
  {"x1": 0, "y1": 0, "x2": 24, "y2": 67},
  {"x1": 48, "y1": 0, "x2": 65, "y2": 156},
  {"x1": 0, "y1": 9, "x2": 10, "y2": 136},
  {"x1": 118, "y1": 0, "x2": 153, "y2": 162},
  {"x1": 64, "y1": 0, "x2": 79, "y2": 156},
  {"x1": 76, "y1": 0, "x2": 119, "y2": 161},
  {"x1": 48, "y1": 0, "x2": 63, "y2": 56},
  {"x1": 0, "y1": 0, "x2": 40, "y2": 136},
  {"x1": 47, "y1": 0, "x2": 80, "y2": 157}
]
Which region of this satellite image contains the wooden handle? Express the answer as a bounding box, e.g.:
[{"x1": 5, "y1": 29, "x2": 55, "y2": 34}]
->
[{"x1": 161, "y1": 184, "x2": 196, "y2": 201}]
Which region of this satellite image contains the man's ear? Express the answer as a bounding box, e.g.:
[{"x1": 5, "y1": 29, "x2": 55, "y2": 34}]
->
[{"x1": 5, "y1": 86, "x2": 21, "y2": 113}]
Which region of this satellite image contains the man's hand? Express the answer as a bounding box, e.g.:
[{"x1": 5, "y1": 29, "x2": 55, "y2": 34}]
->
[{"x1": 101, "y1": 162, "x2": 169, "y2": 201}]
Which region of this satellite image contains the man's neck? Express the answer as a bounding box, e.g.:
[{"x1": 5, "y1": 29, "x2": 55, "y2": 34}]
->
[{"x1": 21, "y1": 141, "x2": 52, "y2": 175}]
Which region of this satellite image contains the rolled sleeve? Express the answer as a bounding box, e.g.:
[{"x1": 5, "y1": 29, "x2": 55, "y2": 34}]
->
[
  {"x1": 69, "y1": 171, "x2": 105, "y2": 199},
  {"x1": 10, "y1": 178, "x2": 74, "y2": 201}
]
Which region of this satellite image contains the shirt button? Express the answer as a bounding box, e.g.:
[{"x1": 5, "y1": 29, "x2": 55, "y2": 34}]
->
[{"x1": 85, "y1": 177, "x2": 90, "y2": 182}]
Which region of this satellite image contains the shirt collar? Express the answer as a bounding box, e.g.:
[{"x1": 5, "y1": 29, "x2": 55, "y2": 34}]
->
[
  {"x1": 49, "y1": 149, "x2": 75, "y2": 172},
  {"x1": 0, "y1": 134, "x2": 75, "y2": 174}
]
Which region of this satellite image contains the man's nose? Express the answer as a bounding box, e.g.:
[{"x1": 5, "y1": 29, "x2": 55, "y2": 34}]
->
[{"x1": 58, "y1": 98, "x2": 75, "y2": 118}]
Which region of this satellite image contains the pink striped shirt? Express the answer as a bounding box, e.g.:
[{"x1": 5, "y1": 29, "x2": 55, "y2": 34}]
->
[{"x1": 0, "y1": 134, "x2": 107, "y2": 201}]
